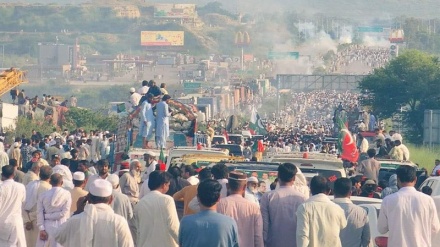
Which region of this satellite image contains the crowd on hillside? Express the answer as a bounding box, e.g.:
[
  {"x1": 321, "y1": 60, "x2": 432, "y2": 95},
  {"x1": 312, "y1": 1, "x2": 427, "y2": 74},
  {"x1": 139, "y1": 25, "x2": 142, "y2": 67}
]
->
[{"x1": 329, "y1": 45, "x2": 390, "y2": 74}]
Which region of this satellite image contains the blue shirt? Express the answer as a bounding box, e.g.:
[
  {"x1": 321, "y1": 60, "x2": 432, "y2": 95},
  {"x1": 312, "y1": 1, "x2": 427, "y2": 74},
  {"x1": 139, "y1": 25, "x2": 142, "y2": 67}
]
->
[{"x1": 179, "y1": 210, "x2": 239, "y2": 247}]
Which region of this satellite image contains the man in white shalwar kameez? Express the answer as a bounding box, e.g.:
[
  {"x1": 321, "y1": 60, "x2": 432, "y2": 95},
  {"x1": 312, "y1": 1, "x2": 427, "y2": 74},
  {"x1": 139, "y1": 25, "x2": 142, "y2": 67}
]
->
[
  {"x1": 0, "y1": 165, "x2": 26, "y2": 247},
  {"x1": 91, "y1": 132, "x2": 100, "y2": 161},
  {"x1": 0, "y1": 142, "x2": 9, "y2": 171},
  {"x1": 378, "y1": 165, "x2": 440, "y2": 247},
  {"x1": 23, "y1": 166, "x2": 53, "y2": 247},
  {"x1": 155, "y1": 95, "x2": 172, "y2": 149},
  {"x1": 36, "y1": 173, "x2": 71, "y2": 247},
  {"x1": 54, "y1": 179, "x2": 134, "y2": 247},
  {"x1": 140, "y1": 94, "x2": 156, "y2": 149},
  {"x1": 133, "y1": 171, "x2": 179, "y2": 247}
]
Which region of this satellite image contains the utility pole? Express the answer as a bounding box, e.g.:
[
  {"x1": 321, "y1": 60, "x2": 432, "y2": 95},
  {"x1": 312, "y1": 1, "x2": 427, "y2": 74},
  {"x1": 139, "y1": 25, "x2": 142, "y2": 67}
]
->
[
  {"x1": 1, "y1": 45, "x2": 4, "y2": 68},
  {"x1": 277, "y1": 75, "x2": 280, "y2": 118}
]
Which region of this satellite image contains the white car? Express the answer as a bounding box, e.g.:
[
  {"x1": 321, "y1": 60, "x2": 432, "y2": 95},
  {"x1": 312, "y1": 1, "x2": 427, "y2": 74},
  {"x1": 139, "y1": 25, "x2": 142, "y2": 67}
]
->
[
  {"x1": 419, "y1": 176, "x2": 440, "y2": 196},
  {"x1": 329, "y1": 196, "x2": 387, "y2": 247},
  {"x1": 268, "y1": 152, "x2": 346, "y2": 185},
  {"x1": 166, "y1": 147, "x2": 229, "y2": 170}
]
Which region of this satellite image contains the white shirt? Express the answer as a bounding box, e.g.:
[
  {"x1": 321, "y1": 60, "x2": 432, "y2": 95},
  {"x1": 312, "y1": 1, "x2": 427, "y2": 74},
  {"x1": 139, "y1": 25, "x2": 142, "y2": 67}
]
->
[
  {"x1": 187, "y1": 176, "x2": 199, "y2": 185},
  {"x1": 133, "y1": 191, "x2": 179, "y2": 247},
  {"x1": 296, "y1": 193, "x2": 347, "y2": 247},
  {"x1": 359, "y1": 138, "x2": 369, "y2": 153},
  {"x1": 138, "y1": 86, "x2": 149, "y2": 95},
  {"x1": 130, "y1": 93, "x2": 142, "y2": 107},
  {"x1": 0, "y1": 150, "x2": 9, "y2": 172},
  {"x1": 245, "y1": 188, "x2": 260, "y2": 205},
  {"x1": 432, "y1": 196, "x2": 440, "y2": 244},
  {"x1": 55, "y1": 203, "x2": 134, "y2": 247},
  {"x1": 400, "y1": 144, "x2": 410, "y2": 160},
  {"x1": 52, "y1": 164, "x2": 73, "y2": 182},
  {"x1": 218, "y1": 178, "x2": 228, "y2": 198},
  {"x1": 0, "y1": 179, "x2": 26, "y2": 246},
  {"x1": 37, "y1": 187, "x2": 72, "y2": 231},
  {"x1": 141, "y1": 160, "x2": 157, "y2": 182},
  {"x1": 378, "y1": 186, "x2": 440, "y2": 247},
  {"x1": 139, "y1": 180, "x2": 150, "y2": 199}
]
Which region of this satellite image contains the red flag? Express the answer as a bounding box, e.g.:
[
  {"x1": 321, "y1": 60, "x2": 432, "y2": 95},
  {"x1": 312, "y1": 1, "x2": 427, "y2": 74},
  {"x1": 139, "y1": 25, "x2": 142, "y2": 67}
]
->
[
  {"x1": 257, "y1": 140, "x2": 264, "y2": 152},
  {"x1": 223, "y1": 129, "x2": 229, "y2": 142},
  {"x1": 339, "y1": 129, "x2": 359, "y2": 163},
  {"x1": 158, "y1": 148, "x2": 166, "y2": 171}
]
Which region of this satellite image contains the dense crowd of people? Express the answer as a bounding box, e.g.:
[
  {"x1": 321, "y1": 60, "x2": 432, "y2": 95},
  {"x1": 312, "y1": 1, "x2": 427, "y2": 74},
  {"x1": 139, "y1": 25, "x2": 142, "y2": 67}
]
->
[
  {"x1": 329, "y1": 45, "x2": 390, "y2": 74},
  {"x1": 1, "y1": 152, "x2": 440, "y2": 247},
  {"x1": 1, "y1": 78, "x2": 440, "y2": 247}
]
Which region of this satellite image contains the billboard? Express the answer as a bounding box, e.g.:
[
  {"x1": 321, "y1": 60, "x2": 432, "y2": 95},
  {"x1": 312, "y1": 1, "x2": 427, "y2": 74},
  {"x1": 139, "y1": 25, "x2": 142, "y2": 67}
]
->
[
  {"x1": 154, "y1": 4, "x2": 196, "y2": 19},
  {"x1": 141, "y1": 31, "x2": 184, "y2": 46}
]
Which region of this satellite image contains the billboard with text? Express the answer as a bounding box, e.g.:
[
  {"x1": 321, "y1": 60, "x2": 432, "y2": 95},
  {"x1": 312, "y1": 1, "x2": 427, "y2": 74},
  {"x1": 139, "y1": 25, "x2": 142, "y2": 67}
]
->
[
  {"x1": 141, "y1": 31, "x2": 184, "y2": 46},
  {"x1": 154, "y1": 4, "x2": 196, "y2": 19}
]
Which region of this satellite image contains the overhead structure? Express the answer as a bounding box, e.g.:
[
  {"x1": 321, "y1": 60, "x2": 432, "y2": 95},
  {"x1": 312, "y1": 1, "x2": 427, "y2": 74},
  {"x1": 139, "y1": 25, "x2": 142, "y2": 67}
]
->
[{"x1": 0, "y1": 68, "x2": 27, "y2": 97}]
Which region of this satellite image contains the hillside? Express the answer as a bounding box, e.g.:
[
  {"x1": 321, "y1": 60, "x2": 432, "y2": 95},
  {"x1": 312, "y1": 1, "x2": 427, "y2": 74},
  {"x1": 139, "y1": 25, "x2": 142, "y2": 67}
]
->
[
  {"x1": 3, "y1": 0, "x2": 440, "y2": 19},
  {"x1": 153, "y1": 0, "x2": 440, "y2": 19}
]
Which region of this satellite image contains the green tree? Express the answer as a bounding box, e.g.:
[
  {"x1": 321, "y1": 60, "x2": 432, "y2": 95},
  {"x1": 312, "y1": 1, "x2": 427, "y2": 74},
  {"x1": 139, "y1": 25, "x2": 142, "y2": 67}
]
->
[
  {"x1": 64, "y1": 107, "x2": 118, "y2": 132},
  {"x1": 359, "y1": 50, "x2": 440, "y2": 143}
]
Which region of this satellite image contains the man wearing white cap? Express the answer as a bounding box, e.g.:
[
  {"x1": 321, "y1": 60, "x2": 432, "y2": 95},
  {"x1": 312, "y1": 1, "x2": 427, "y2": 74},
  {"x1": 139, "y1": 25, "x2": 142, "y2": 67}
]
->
[
  {"x1": 119, "y1": 160, "x2": 141, "y2": 205},
  {"x1": 141, "y1": 152, "x2": 157, "y2": 182},
  {"x1": 70, "y1": 172, "x2": 88, "y2": 214},
  {"x1": 55, "y1": 179, "x2": 134, "y2": 247},
  {"x1": 23, "y1": 166, "x2": 53, "y2": 247},
  {"x1": 245, "y1": 176, "x2": 260, "y2": 205},
  {"x1": 36, "y1": 173, "x2": 71, "y2": 247},
  {"x1": 129, "y1": 87, "x2": 141, "y2": 110}
]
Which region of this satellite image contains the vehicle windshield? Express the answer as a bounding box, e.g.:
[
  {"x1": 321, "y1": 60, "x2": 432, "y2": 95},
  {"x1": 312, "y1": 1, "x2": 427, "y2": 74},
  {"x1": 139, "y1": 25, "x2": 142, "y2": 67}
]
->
[
  {"x1": 212, "y1": 137, "x2": 226, "y2": 144},
  {"x1": 300, "y1": 168, "x2": 342, "y2": 188},
  {"x1": 228, "y1": 136, "x2": 243, "y2": 145}
]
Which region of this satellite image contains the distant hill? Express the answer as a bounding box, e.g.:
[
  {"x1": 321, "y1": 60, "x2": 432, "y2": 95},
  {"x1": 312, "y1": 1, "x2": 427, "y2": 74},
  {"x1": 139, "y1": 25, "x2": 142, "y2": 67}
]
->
[
  {"x1": 2, "y1": 0, "x2": 440, "y2": 19},
  {"x1": 154, "y1": 0, "x2": 440, "y2": 19}
]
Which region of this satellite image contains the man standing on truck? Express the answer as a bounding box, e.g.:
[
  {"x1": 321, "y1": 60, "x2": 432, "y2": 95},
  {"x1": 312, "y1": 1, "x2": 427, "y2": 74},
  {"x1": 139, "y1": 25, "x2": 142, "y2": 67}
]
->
[
  {"x1": 357, "y1": 148, "x2": 381, "y2": 182},
  {"x1": 140, "y1": 94, "x2": 156, "y2": 149},
  {"x1": 156, "y1": 95, "x2": 172, "y2": 149}
]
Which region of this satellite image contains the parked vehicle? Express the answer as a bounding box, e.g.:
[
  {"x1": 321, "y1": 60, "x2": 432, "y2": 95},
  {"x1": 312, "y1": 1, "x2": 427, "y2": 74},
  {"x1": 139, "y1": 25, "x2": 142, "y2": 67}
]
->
[
  {"x1": 211, "y1": 135, "x2": 227, "y2": 145},
  {"x1": 212, "y1": 144, "x2": 244, "y2": 157},
  {"x1": 267, "y1": 152, "x2": 346, "y2": 188},
  {"x1": 419, "y1": 176, "x2": 440, "y2": 197},
  {"x1": 228, "y1": 134, "x2": 244, "y2": 145}
]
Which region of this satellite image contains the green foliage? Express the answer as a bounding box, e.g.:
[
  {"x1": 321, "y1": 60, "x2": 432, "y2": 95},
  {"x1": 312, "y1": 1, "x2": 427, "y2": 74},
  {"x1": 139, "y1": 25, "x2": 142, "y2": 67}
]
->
[
  {"x1": 64, "y1": 107, "x2": 118, "y2": 132},
  {"x1": 407, "y1": 144, "x2": 439, "y2": 171},
  {"x1": 8, "y1": 116, "x2": 56, "y2": 142},
  {"x1": 9, "y1": 108, "x2": 118, "y2": 142},
  {"x1": 359, "y1": 50, "x2": 440, "y2": 143}
]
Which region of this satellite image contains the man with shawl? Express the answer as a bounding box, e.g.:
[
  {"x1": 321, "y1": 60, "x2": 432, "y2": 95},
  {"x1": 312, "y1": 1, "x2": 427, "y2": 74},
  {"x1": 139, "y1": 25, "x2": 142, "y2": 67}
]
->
[
  {"x1": 55, "y1": 179, "x2": 134, "y2": 247},
  {"x1": 36, "y1": 173, "x2": 71, "y2": 247}
]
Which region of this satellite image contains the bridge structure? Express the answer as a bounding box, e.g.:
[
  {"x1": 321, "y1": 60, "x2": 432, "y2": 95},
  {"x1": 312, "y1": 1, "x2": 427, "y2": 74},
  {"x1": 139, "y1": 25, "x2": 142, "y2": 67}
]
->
[{"x1": 275, "y1": 74, "x2": 368, "y2": 91}]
